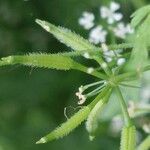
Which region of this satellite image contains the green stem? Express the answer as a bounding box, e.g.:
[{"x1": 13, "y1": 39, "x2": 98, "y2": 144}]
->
[
  {"x1": 62, "y1": 43, "x2": 133, "y2": 57},
  {"x1": 116, "y1": 65, "x2": 150, "y2": 82},
  {"x1": 86, "y1": 84, "x2": 105, "y2": 97},
  {"x1": 115, "y1": 86, "x2": 132, "y2": 126},
  {"x1": 73, "y1": 63, "x2": 108, "y2": 80},
  {"x1": 93, "y1": 56, "x2": 112, "y2": 76},
  {"x1": 132, "y1": 107, "x2": 150, "y2": 118},
  {"x1": 89, "y1": 85, "x2": 111, "y2": 109},
  {"x1": 83, "y1": 80, "x2": 105, "y2": 89},
  {"x1": 120, "y1": 83, "x2": 141, "y2": 88}
]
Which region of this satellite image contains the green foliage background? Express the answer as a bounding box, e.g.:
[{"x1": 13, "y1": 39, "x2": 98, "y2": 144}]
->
[{"x1": 0, "y1": 0, "x2": 149, "y2": 150}]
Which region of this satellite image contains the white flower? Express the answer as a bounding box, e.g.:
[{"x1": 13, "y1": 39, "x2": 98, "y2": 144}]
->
[
  {"x1": 83, "y1": 52, "x2": 90, "y2": 59},
  {"x1": 78, "y1": 85, "x2": 84, "y2": 93},
  {"x1": 113, "y1": 23, "x2": 134, "y2": 39},
  {"x1": 104, "y1": 50, "x2": 115, "y2": 57},
  {"x1": 101, "y1": 62, "x2": 108, "y2": 69},
  {"x1": 75, "y1": 87, "x2": 86, "y2": 105},
  {"x1": 143, "y1": 123, "x2": 150, "y2": 134},
  {"x1": 141, "y1": 86, "x2": 150, "y2": 101},
  {"x1": 128, "y1": 101, "x2": 136, "y2": 117},
  {"x1": 89, "y1": 26, "x2": 107, "y2": 44},
  {"x1": 100, "y1": 2, "x2": 123, "y2": 24},
  {"x1": 105, "y1": 57, "x2": 112, "y2": 63},
  {"x1": 101, "y1": 43, "x2": 109, "y2": 52},
  {"x1": 101, "y1": 43, "x2": 114, "y2": 62},
  {"x1": 109, "y1": 116, "x2": 123, "y2": 134},
  {"x1": 104, "y1": 50, "x2": 114, "y2": 62},
  {"x1": 78, "y1": 12, "x2": 95, "y2": 30},
  {"x1": 75, "y1": 85, "x2": 87, "y2": 105},
  {"x1": 87, "y1": 67, "x2": 94, "y2": 74},
  {"x1": 117, "y1": 58, "x2": 126, "y2": 66}
]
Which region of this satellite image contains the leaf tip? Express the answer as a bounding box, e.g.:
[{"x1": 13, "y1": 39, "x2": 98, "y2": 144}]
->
[
  {"x1": 35, "y1": 19, "x2": 50, "y2": 32},
  {"x1": 35, "y1": 18, "x2": 42, "y2": 24},
  {"x1": 36, "y1": 137, "x2": 47, "y2": 144},
  {"x1": 89, "y1": 135, "x2": 95, "y2": 141}
]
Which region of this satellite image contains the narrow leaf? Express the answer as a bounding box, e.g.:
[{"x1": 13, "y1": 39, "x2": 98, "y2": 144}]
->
[
  {"x1": 126, "y1": 10, "x2": 150, "y2": 71},
  {"x1": 0, "y1": 53, "x2": 107, "y2": 79},
  {"x1": 0, "y1": 54, "x2": 75, "y2": 70},
  {"x1": 137, "y1": 136, "x2": 150, "y2": 150},
  {"x1": 36, "y1": 106, "x2": 91, "y2": 144},
  {"x1": 120, "y1": 125, "x2": 136, "y2": 150},
  {"x1": 86, "y1": 89, "x2": 112, "y2": 140},
  {"x1": 36, "y1": 86, "x2": 110, "y2": 144},
  {"x1": 35, "y1": 19, "x2": 98, "y2": 52},
  {"x1": 131, "y1": 5, "x2": 150, "y2": 28}
]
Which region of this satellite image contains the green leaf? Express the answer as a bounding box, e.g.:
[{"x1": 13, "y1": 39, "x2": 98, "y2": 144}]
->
[
  {"x1": 36, "y1": 86, "x2": 110, "y2": 144},
  {"x1": 0, "y1": 53, "x2": 107, "y2": 79},
  {"x1": 36, "y1": 19, "x2": 98, "y2": 52},
  {"x1": 86, "y1": 89, "x2": 112, "y2": 140},
  {"x1": 131, "y1": 5, "x2": 150, "y2": 28},
  {"x1": 126, "y1": 7, "x2": 150, "y2": 71},
  {"x1": 0, "y1": 53, "x2": 75, "y2": 70},
  {"x1": 36, "y1": 106, "x2": 91, "y2": 144},
  {"x1": 137, "y1": 136, "x2": 150, "y2": 150},
  {"x1": 120, "y1": 125, "x2": 136, "y2": 150}
]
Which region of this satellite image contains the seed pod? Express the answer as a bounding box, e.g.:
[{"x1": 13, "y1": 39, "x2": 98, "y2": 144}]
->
[{"x1": 120, "y1": 125, "x2": 136, "y2": 150}]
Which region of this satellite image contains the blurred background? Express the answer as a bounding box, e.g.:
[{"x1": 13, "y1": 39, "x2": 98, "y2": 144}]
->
[{"x1": 0, "y1": 0, "x2": 149, "y2": 150}]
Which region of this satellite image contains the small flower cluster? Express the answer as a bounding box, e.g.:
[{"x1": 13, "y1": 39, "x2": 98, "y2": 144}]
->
[
  {"x1": 75, "y1": 85, "x2": 87, "y2": 105},
  {"x1": 78, "y1": 2, "x2": 131, "y2": 67},
  {"x1": 78, "y1": 1, "x2": 134, "y2": 44},
  {"x1": 101, "y1": 43, "x2": 126, "y2": 65},
  {"x1": 76, "y1": 80, "x2": 106, "y2": 105},
  {"x1": 76, "y1": 2, "x2": 132, "y2": 104}
]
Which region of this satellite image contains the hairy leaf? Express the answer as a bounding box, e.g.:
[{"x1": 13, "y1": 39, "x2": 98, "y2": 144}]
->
[
  {"x1": 120, "y1": 125, "x2": 136, "y2": 150},
  {"x1": 86, "y1": 89, "x2": 112, "y2": 140},
  {"x1": 36, "y1": 19, "x2": 98, "y2": 52},
  {"x1": 131, "y1": 5, "x2": 150, "y2": 28},
  {"x1": 0, "y1": 53, "x2": 107, "y2": 79},
  {"x1": 36, "y1": 86, "x2": 110, "y2": 144},
  {"x1": 126, "y1": 7, "x2": 150, "y2": 71},
  {"x1": 36, "y1": 106, "x2": 91, "y2": 144},
  {"x1": 0, "y1": 54, "x2": 76, "y2": 70}
]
